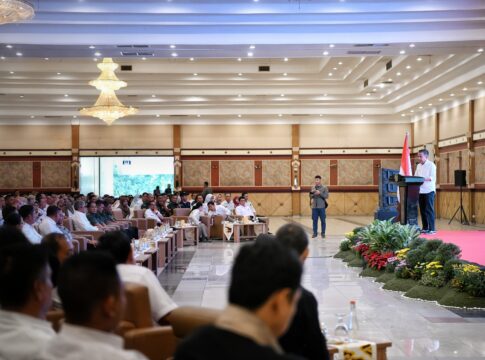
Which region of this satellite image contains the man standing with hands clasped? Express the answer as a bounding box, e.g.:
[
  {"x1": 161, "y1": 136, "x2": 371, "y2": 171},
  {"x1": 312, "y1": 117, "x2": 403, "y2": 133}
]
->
[
  {"x1": 415, "y1": 149, "x2": 436, "y2": 234},
  {"x1": 310, "y1": 175, "x2": 329, "y2": 239}
]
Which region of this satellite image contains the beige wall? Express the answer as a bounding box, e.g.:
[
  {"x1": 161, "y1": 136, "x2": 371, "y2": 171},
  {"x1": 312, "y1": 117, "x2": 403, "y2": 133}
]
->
[
  {"x1": 180, "y1": 125, "x2": 292, "y2": 149},
  {"x1": 79, "y1": 125, "x2": 173, "y2": 149},
  {"x1": 413, "y1": 116, "x2": 435, "y2": 146},
  {"x1": 300, "y1": 123, "x2": 410, "y2": 148},
  {"x1": 475, "y1": 96, "x2": 485, "y2": 132},
  {"x1": 439, "y1": 103, "x2": 469, "y2": 140},
  {"x1": 0, "y1": 125, "x2": 71, "y2": 149}
]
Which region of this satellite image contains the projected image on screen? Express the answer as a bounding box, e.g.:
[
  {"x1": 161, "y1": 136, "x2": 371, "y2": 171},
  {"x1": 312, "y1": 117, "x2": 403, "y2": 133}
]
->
[{"x1": 80, "y1": 157, "x2": 174, "y2": 196}]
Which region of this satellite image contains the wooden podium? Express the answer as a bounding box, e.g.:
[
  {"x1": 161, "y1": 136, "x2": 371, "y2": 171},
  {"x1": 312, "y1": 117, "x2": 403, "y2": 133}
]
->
[{"x1": 393, "y1": 175, "x2": 424, "y2": 226}]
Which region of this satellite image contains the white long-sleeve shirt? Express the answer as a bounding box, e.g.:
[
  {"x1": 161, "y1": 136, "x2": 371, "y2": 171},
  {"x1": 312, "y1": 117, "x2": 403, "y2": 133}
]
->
[
  {"x1": 38, "y1": 217, "x2": 63, "y2": 237},
  {"x1": 221, "y1": 200, "x2": 235, "y2": 212},
  {"x1": 235, "y1": 204, "x2": 255, "y2": 217},
  {"x1": 72, "y1": 211, "x2": 98, "y2": 231},
  {"x1": 189, "y1": 209, "x2": 202, "y2": 225},
  {"x1": 144, "y1": 208, "x2": 162, "y2": 223},
  {"x1": 37, "y1": 323, "x2": 147, "y2": 360},
  {"x1": 21, "y1": 223, "x2": 42, "y2": 244},
  {"x1": 415, "y1": 159, "x2": 436, "y2": 194},
  {"x1": 0, "y1": 309, "x2": 55, "y2": 360},
  {"x1": 208, "y1": 205, "x2": 231, "y2": 218}
]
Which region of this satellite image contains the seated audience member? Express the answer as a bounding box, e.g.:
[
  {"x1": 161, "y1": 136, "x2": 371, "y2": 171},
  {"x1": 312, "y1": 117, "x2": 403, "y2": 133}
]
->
[
  {"x1": 235, "y1": 197, "x2": 255, "y2": 217},
  {"x1": 120, "y1": 198, "x2": 132, "y2": 219},
  {"x1": 103, "y1": 202, "x2": 138, "y2": 239},
  {"x1": 140, "y1": 192, "x2": 151, "y2": 209},
  {"x1": 0, "y1": 226, "x2": 30, "y2": 251},
  {"x1": 175, "y1": 237, "x2": 304, "y2": 360},
  {"x1": 86, "y1": 201, "x2": 106, "y2": 228},
  {"x1": 72, "y1": 200, "x2": 100, "y2": 231},
  {"x1": 39, "y1": 205, "x2": 64, "y2": 236},
  {"x1": 167, "y1": 194, "x2": 180, "y2": 215},
  {"x1": 179, "y1": 192, "x2": 191, "y2": 209},
  {"x1": 189, "y1": 203, "x2": 210, "y2": 242},
  {"x1": 2, "y1": 194, "x2": 18, "y2": 222},
  {"x1": 276, "y1": 224, "x2": 330, "y2": 360},
  {"x1": 202, "y1": 194, "x2": 215, "y2": 215},
  {"x1": 191, "y1": 194, "x2": 204, "y2": 210},
  {"x1": 164, "y1": 183, "x2": 172, "y2": 195},
  {"x1": 19, "y1": 204, "x2": 42, "y2": 244},
  {"x1": 242, "y1": 192, "x2": 257, "y2": 215},
  {"x1": 0, "y1": 244, "x2": 55, "y2": 359},
  {"x1": 156, "y1": 194, "x2": 171, "y2": 217},
  {"x1": 145, "y1": 201, "x2": 165, "y2": 225},
  {"x1": 221, "y1": 193, "x2": 234, "y2": 213},
  {"x1": 233, "y1": 195, "x2": 240, "y2": 209},
  {"x1": 215, "y1": 193, "x2": 223, "y2": 205},
  {"x1": 36, "y1": 195, "x2": 48, "y2": 223},
  {"x1": 38, "y1": 252, "x2": 148, "y2": 360},
  {"x1": 3, "y1": 212, "x2": 22, "y2": 230},
  {"x1": 207, "y1": 201, "x2": 231, "y2": 219},
  {"x1": 97, "y1": 231, "x2": 177, "y2": 325},
  {"x1": 42, "y1": 233, "x2": 73, "y2": 288}
]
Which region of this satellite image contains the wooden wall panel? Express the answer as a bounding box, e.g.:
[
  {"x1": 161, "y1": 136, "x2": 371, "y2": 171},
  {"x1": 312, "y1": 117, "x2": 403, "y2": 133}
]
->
[
  {"x1": 381, "y1": 159, "x2": 401, "y2": 170},
  {"x1": 182, "y1": 160, "x2": 211, "y2": 187},
  {"x1": 338, "y1": 159, "x2": 373, "y2": 186},
  {"x1": 249, "y1": 193, "x2": 292, "y2": 216},
  {"x1": 219, "y1": 160, "x2": 255, "y2": 186},
  {"x1": 474, "y1": 192, "x2": 485, "y2": 224},
  {"x1": 41, "y1": 161, "x2": 71, "y2": 188},
  {"x1": 437, "y1": 191, "x2": 471, "y2": 220},
  {"x1": 262, "y1": 160, "x2": 290, "y2": 187},
  {"x1": 301, "y1": 159, "x2": 330, "y2": 186},
  {"x1": 344, "y1": 193, "x2": 378, "y2": 216},
  {"x1": 0, "y1": 161, "x2": 33, "y2": 189},
  {"x1": 476, "y1": 145, "x2": 485, "y2": 184}
]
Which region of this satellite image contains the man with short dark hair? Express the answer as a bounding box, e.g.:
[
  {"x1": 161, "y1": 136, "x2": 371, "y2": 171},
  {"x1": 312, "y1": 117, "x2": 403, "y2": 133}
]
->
[
  {"x1": 38, "y1": 252, "x2": 147, "y2": 360},
  {"x1": 2, "y1": 194, "x2": 18, "y2": 222},
  {"x1": 310, "y1": 175, "x2": 329, "y2": 238},
  {"x1": 415, "y1": 149, "x2": 437, "y2": 234},
  {"x1": 167, "y1": 194, "x2": 180, "y2": 215},
  {"x1": 179, "y1": 192, "x2": 191, "y2": 208},
  {"x1": 276, "y1": 224, "x2": 330, "y2": 360},
  {"x1": 144, "y1": 201, "x2": 165, "y2": 224},
  {"x1": 42, "y1": 233, "x2": 73, "y2": 288},
  {"x1": 175, "y1": 236, "x2": 304, "y2": 360},
  {"x1": 39, "y1": 205, "x2": 64, "y2": 237},
  {"x1": 19, "y1": 204, "x2": 42, "y2": 244},
  {"x1": 97, "y1": 231, "x2": 177, "y2": 325},
  {"x1": 0, "y1": 244, "x2": 55, "y2": 359}
]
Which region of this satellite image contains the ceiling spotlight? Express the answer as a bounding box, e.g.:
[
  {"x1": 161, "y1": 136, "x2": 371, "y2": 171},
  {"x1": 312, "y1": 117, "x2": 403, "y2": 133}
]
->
[
  {"x1": 73, "y1": 115, "x2": 77, "y2": 119},
  {"x1": 6, "y1": 45, "x2": 12, "y2": 49},
  {"x1": 170, "y1": 45, "x2": 176, "y2": 48},
  {"x1": 171, "y1": 52, "x2": 178, "y2": 57},
  {"x1": 9, "y1": 71, "x2": 14, "y2": 74},
  {"x1": 44, "y1": 57, "x2": 49, "y2": 61},
  {"x1": 237, "y1": 57, "x2": 242, "y2": 62},
  {"x1": 93, "y1": 58, "x2": 98, "y2": 61},
  {"x1": 478, "y1": 48, "x2": 484, "y2": 53},
  {"x1": 283, "y1": 73, "x2": 287, "y2": 76},
  {"x1": 249, "y1": 45, "x2": 255, "y2": 49},
  {"x1": 19, "y1": 95, "x2": 24, "y2": 98},
  {"x1": 16, "y1": 52, "x2": 22, "y2": 56},
  {"x1": 94, "y1": 52, "x2": 101, "y2": 57},
  {"x1": 151, "y1": 94, "x2": 156, "y2": 98},
  {"x1": 247, "y1": 52, "x2": 254, "y2": 57},
  {"x1": 283, "y1": 57, "x2": 289, "y2": 62},
  {"x1": 0, "y1": 56, "x2": 5, "y2": 60},
  {"x1": 333, "y1": 67, "x2": 337, "y2": 70},
  {"x1": 450, "y1": 93, "x2": 455, "y2": 96},
  {"x1": 462, "y1": 87, "x2": 468, "y2": 91},
  {"x1": 399, "y1": 50, "x2": 406, "y2": 54},
  {"x1": 478, "y1": 81, "x2": 483, "y2": 85},
  {"x1": 419, "y1": 106, "x2": 423, "y2": 109},
  {"x1": 238, "y1": 73, "x2": 243, "y2": 76},
  {"x1": 417, "y1": 57, "x2": 422, "y2": 61},
  {"x1": 439, "y1": 98, "x2": 443, "y2": 101},
  {"x1": 401, "y1": 114, "x2": 406, "y2": 117},
  {"x1": 64, "y1": 94, "x2": 69, "y2": 97},
  {"x1": 89, "y1": 45, "x2": 95, "y2": 49},
  {"x1": 30, "y1": 115, "x2": 35, "y2": 118},
  {"x1": 280, "y1": 94, "x2": 285, "y2": 97},
  {"x1": 323, "y1": 51, "x2": 329, "y2": 56},
  {"x1": 196, "y1": 114, "x2": 201, "y2": 118},
  {"x1": 237, "y1": 114, "x2": 242, "y2": 118},
  {"x1": 428, "y1": 103, "x2": 432, "y2": 106},
  {"x1": 366, "y1": 92, "x2": 371, "y2": 96},
  {"x1": 328, "y1": 72, "x2": 333, "y2": 76},
  {"x1": 141, "y1": 57, "x2": 147, "y2": 60},
  {"x1": 323, "y1": 93, "x2": 327, "y2": 96},
  {"x1": 57, "y1": 72, "x2": 61, "y2": 75},
  {"x1": 388, "y1": 78, "x2": 392, "y2": 82},
  {"x1": 329, "y1": 44, "x2": 335, "y2": 48},
  {"x1": 338, "y1": 61, "x2": 343, "y2": 65},
  {"x1": 372, "y1": 88, "x2": 377, "y2": 92},
  {"x1": 410, "y1": 110, "x2": 414, "y2": 113},
  {"x1": 397, "y1": 72, "x2": 402, "y2": 76},
  {"x1": 409, "y1": 43, "x2": 415, "y2": 48},
  {"x1": 278, "y1": 114, "x2": 282, "y2": 117},
  {"x1": 319, "y1": 114, "x2": 323, "y2": 117},
  {"x1": 238, "y1": 94, "x2": 242, "y2": 97},
  {"x1": 190, "y1": 57, "x2": 195, "y2": 61},
  {"x1": 406, "y1": 65, "x2": 411, "y2": 69},
  {"x1": 156, "y1": 114, "x2": 160, "y2": 118}
]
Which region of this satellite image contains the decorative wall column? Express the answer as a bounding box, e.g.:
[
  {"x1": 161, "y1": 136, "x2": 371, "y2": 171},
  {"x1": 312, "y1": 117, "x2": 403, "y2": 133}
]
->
[
  {"x1": 291, "y1": 124, "x2": 301, "y2": 215},
  {"x1": 173, "y1": 125, "x2": 182, "y2": 192},
  {"x1": 468, "y1": 100, "x2": 476, "y2": 224},
  {"x1": 71, "y1": 124, "x2": 80, "y2": 192}
]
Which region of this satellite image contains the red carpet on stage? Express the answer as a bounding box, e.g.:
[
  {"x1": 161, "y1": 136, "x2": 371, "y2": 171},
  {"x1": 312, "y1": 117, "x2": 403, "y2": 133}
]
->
[{"x1": 421, "y1": 231, "x2": 485, "y2": 266}]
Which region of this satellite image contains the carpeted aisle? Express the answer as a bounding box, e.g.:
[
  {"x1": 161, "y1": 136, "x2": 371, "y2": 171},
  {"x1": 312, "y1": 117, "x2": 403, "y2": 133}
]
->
[{"x1": 421, "y1": 231, "x2": 485, "y2": 266}]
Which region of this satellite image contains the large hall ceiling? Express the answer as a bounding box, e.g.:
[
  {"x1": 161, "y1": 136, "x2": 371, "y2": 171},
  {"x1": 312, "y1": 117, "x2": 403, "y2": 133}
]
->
[{"x1": 0, "y1": 0, "x2": 484, "y2": 125}]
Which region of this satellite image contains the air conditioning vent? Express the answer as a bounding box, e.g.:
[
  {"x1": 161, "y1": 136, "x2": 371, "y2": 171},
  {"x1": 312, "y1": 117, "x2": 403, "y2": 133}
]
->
[
  {"x1": 354, "y1": 44, "x2": 389, "y2": 47},
  {"x1": 44, "y1": 116, "x2": 63, "y2": 119},
  {"x1": 386, "y1": 60, "x2": 393, "y2": 70},
  {"x1": 169, "y1": 115, "x2": 189, "y2": 117},
  {"x1": 117, "y1": 45, "x2": 149, "y2": 48},
  {"x1": 347, "y1": 50, "x2": 381, "y2": 55},
  {"x1": 133, "y1": 45, "x2": 149, "y2": 48},
  {"x1": 120, "y1": 65, "x2": 132, "y2": 71},
  {"x1": 292, "y1": 114, "x2": 310, "y2": 117},
  {"x1": 363, "y1": 79, "x2": 369, "y2": 88},
  {"x1": 137, "y1": 52, "x2": 153, "y2": 56},
  {"x1": 121, "y1": 51, "x2": 137, "y2": 56},
  {"x1": 382, "y1": 80, "x2": 393, "y2": 84},
  {"x1": 117, "y1": 45, "x2": 133, "y2": 48},
  {"x1": 258, "y1": 66, "x2": 270, "y2": 72}
]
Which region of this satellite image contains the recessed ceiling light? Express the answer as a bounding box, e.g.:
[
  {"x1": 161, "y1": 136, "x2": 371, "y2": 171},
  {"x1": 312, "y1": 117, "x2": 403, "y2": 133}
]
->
[
  {"x1": 283, "y1": 57, "x2": 289, "y2": 62},
  {"x1": 171, "y1": 52, "x2": 178, "y2": 57},
  {"x1": 478, "y1": 48, "x2": 484, "y2": 53},
  {"x1": 439, "y1": 98, "x2": 443, "y2": 101},
  {"x1": 249, "y1": 45, "x2": 255, "y2": 49},
  {"x1": 9, "y1": 71, "x2": 14, "y2": 74},
  {"x1": 16, "y1": 52, "x2": 22, "y2": 56},
  {"x1": 237, "y1": 57, "x2": 242, "y2": 62},
  {"x1": 462, "y1": 87, "x2": 468, "y2": 91},
  {"x1": 64, "y1": 94, "x2": 69, "y2": 97},
  {"x1": 329, "y1": 44, "x2": 335, "y2": 48},
  {"x1": 280, "y1": 94, "x2": 285, "y2": 97},
  {"x1": 6, "y1": 45, "x2": 12, "y2": 48},
  {"x1": 237, "y1": 114, "x2": 242, "y2": 118},
  {"x1": 94, "y1": 52, "x2": 101, "y2": 57},
  {"x1": 73, "y1": 115, "x2": 77, "y2": 118},
  {"x1": 0, "y1": 56, "x2": 5, "y2": 60},
  {"x1": 328, "y1": 72, "x2": 333, "y2": 76},
  {"x1": 372, "y1": 88, "x2": 377, "y2": 92},
  {"x1": 428, "y1": 103, "x2": 432, "y2": 106},
  {"x1": 57, "y1": 72, "x2": 61, "y2": 75},
  {"x1": 193, "y1": 73, "x2": 198, "y2": 76},
  {"x1": 388, "y1": 78, "x2": 392, "y2": 82},
  {"x1": 450, "y1": 93, "x2": 455, "y2": 96},
  {"x1": 333, "y1": 67, "x2": 337, "y2": 70},
  {"x1": 338, "y1": 61, "x2": 343, "y2": 65},
  {"x1": 170, "y1": 45, "x2": 176, "y2": 49},
  {"x1": 410, "y1": 110, "x2": 414, "y2": 113},
  {"x1": 190, "y1": 57, "x2": 195, "y2": 61},
  {"x1": 419, "y1": 106, "x2": 423, "y2": 109},
  {"x1": 89, "y1": 45, "x2": 95, "y2": 49},
  {"x1": 278, "y1": 114, "x2": 282, "y2": 117},
  {"x1": 44, "y1": 57, "x2": 49, "y2": 61},
  {"x1": 30, "y1": 115, "x2": 35, "y2": 118},
  {"x1": 238, "y1": 94, "x2": 242, "y2": 97},
  {"x1": 417, "y1": 57, "x2": 422, "y2": 61},
  {"x1": 478, "y1": 81, "x2": 483, "y2": 85},
  {"x1": 19, "y1": 95, "x2": 24, "y2": 98},
  {"x1": 323, "y1": 93, "x2": 327, "y2": 96},
  {"x1": 366, "y1": 93, "x2": 371, "y2": 96},
  {"x1": 238, "y1": 73, "x2": 243, "y2": 76},
  {"x1": 401, "y1": 114, "x2": 406, "y2": 117},
  {"x1": 378, "y1": 83, "x2": 385, "y2": 88},
  {"x1": 283, "y1": 73, "x2": 287, "y2": 76},
  {"x1": 409, "y1": 43, "x2": 415, "y2": 48},
  {"x1": 319, "y1": 114, "x2": 323, "y2": 117},
  {"x1": 396, "y1": 72, "x2": 402, "y2": 76},
  {"x1": 93, "y1": 58, "x2": 98, "y2": 61},
  {"x1": 196, "y1": 114, "x2": 201, "y2": 117},
  {"x1": 151, "y1": 94, "x2": 156, "y2": 98},
  {"x1": 141, "y1": 57, "x2": 147, "y2": 60},
  {"x1": 156, "y1": 114, "x2": 160, "y2": 118},
  {"x1": 247, "y1": 52, "x2": 254, "y2": 57},
  {"x1": 323, "y1": 51, "x2": 329, "y2": 56},
  {"x1": 400, "y1": 50, "x2": 406, "y2": 54},
  {"x1": 253, "y1": 0, "x2": 259, "y2": 2},
  {"x1": 406, "y1": 65, "x2": 411, "y2": 69}
]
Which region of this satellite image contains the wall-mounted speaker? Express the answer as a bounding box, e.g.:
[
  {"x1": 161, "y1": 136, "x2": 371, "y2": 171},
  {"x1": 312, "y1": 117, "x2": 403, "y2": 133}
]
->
[{"x1": 454, "y1": 170, "x2": 466, "y2": 187}]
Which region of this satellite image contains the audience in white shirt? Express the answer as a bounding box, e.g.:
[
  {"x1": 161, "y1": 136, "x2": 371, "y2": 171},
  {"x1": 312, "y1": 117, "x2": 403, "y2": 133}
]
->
[
  {"x1": 144, "y1": 201, "x2": 165, "y2": 224},
  {"x1": 0, "y1": 243, "x2": 55, "y2": 360},
  {"x1": 19, "y1": 204, "x2": 43, "y2": 244},
  {"x1": 221, "y1": 193, "x2": 235, "y2": 213},
  {"x1": 189, "y1": 203, "x2": 209, "y2": 242},
  {"x1": 98, "y1": 231, "x2": 178, "y2": 324},
  {"x1": 235, "y1": 197, "x2": 255, "y2": 217},
  {"x1": 38, "y1": 205, "x2": 64, "y2": 237},
  {"x1": 72, "y1": 200, "x2": 99, "y2": 231},
  {"x1": 38, "y1": 252, "x2": 148, "y2": 360}
]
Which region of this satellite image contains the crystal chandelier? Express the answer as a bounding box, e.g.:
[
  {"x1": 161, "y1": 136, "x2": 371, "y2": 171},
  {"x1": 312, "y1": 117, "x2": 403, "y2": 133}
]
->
[
  {"x1": 0, "y1": 0, "x2": 34, "y2": 25},
  {"x1": 80, "y1": 58, "x2": 138, "y2": 125}
]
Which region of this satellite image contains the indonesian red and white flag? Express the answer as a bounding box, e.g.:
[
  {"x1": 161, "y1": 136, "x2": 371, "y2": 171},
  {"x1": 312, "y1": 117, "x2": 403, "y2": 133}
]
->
[{"x1": 399, "y1": 132, "x2": 412, "y2": 176}]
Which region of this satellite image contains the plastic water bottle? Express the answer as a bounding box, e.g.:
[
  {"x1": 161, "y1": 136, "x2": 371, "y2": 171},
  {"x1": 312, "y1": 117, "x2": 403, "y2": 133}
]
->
[{"x1": 347, "y1": 300, "x2": 359, "y2": 337}]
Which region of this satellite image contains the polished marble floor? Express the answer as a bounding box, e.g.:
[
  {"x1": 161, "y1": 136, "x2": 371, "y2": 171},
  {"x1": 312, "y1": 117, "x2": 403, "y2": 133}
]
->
[{"x1": 161, "y1": 216, "x2": 485, "y2": 359}]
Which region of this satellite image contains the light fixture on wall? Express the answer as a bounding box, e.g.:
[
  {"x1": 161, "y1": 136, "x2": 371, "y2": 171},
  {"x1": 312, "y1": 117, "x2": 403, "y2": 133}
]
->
[
  {"x1": 0, "y1": 0, "x2": 34, "y2": 25},
  {"x1": 80, "y1": 58, "x2": 138, "y2": 125}
]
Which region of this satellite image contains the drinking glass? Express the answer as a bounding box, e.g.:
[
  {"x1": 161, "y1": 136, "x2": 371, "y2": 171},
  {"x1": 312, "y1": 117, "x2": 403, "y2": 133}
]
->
[{"x1": 334, "y1": 313, "x2": 349, "y2": 338}]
